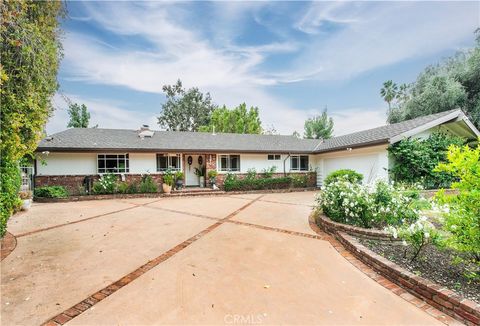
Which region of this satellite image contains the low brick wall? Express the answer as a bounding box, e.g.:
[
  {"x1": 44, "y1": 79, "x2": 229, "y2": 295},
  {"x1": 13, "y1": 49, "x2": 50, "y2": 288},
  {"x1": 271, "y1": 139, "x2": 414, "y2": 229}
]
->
[
  {"x1": 315, "y1": 213, "x2": 394, "y2": 240},
  {"x1": 312, "y1": 212, "x2": 480, "y2": 325},
  {"x1": 35, "y1": 174, "x2": 164, "y2": 196},
  {"x1": 336, "y1": 232, "x2": 480, "y2": 325}
]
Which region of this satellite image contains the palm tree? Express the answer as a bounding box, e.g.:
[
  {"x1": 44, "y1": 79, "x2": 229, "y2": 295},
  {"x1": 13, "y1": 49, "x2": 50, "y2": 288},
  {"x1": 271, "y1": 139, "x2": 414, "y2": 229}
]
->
[{"x1": 380, "y1": 80, "x2": 398, "y2": 110}]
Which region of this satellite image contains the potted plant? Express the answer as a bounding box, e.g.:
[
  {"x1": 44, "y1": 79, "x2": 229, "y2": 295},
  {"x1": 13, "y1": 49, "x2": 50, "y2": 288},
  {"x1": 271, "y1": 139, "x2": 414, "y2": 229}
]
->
[
  {"x1": 208, "y1": 170, "x2": 218, "y2": 189},
  {"x1": 162, "y1": 169, "x2": 174, "y2": 193},
  {"x1": 175, "y1": 171, "x2": 184, "y2": 190},
  {"x1": 19, "y1": 190, "x2": 33, "y2": 210},
  {"x1": 194, "y1": 166, "x2": 206, "y2": 188}
]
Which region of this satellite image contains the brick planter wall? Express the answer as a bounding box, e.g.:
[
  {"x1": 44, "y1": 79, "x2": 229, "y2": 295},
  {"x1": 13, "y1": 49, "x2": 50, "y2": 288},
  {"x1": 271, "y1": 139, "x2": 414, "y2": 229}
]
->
[
  {"x1": 35, "y1": 174, "x2": 164, "y2": 196},
  {"x1": 312, "y1": 212, "x2": 480, "y2": 325},
  {"x1": 315, "y1": 213, "x2": 394, "y2": 240},
  {"x1": 336, "y1": 232, "x2": 480, "y2": 325}
]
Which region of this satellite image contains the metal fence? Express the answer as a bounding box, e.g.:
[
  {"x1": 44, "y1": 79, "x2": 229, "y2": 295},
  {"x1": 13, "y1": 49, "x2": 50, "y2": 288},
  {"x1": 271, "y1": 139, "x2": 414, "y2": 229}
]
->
[{"x1": 20, "y1": 166, "x2": 34, "y2": 191}]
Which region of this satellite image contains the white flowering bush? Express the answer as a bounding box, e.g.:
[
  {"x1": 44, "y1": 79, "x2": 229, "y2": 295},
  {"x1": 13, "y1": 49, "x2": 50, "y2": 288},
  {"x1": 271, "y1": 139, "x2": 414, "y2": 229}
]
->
[
  {"x1": 93, "y1": 174, "x2": 118, "y2": 194},
  {"x1": 316, "y1": 177, "x2": 419, "y2": 228},
  {"x1": 385, "y1": 216, "x2": 441, "y2": 262}
]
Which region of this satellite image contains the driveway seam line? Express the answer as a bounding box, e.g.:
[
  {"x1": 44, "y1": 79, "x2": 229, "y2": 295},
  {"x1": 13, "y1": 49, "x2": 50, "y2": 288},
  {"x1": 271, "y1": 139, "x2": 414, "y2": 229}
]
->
[
  {"x1": 40, "y1": 195, "x2": 264, "y2": 326},
  {"x1": 15, "y1": 198, "x2": 163, "y2": 238}
]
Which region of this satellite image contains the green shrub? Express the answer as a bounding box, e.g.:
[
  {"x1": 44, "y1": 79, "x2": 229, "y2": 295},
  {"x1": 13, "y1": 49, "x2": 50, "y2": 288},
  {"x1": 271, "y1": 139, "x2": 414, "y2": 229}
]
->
[
  {"x1": 207, "y1": 170, "x2": 218, "y2": 179},
  {"x1": 316, "y1": 178, "x2": 419, "y2": 228},
  {"x1": 324, "y1": 169, "x2": 363, "y2": 186},
  {"x1": 224, "y1": 176, "x2": 292, "y2": 191},
  {"x1": 435, "y1": 143, "x2": 480, "y2": 266},
  {"x1": 291, "y1": 174, "x2": 309, "y2": 188},
  {"x1": 385, "y1": 216, "x2": 441, "y2": 262},
  {"x1": 388, "y1": 132, "x2": 464, "y2": 189},
  {"x1": 162, "y1": 170, "x2": 174, "y2": 187},
  {"x1": 92, "y1": 174, "x2": 118, "y2": 194},
  {"x1": 261, "y1": 166, "x2": 276, "y2": 178},
  {"x1": 34, "y1": 186, "x2": 69, "y2": 198},
  {"x1": 139, "y1": 175, "x2": 158, "y2": 193},
  {"x1": 246, "y1": 168, "x2": 257, "y2": 180},
  {"x1": 0, "y1": 160, "x2": 22, "y2": 237},
  {"x1": 117, "y1": 181, "x2": 138, "y2": 194}
]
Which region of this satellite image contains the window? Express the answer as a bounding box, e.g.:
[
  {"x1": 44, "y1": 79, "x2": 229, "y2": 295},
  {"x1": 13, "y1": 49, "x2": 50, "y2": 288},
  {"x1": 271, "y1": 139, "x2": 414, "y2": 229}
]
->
[
  {"x1": 267, "y1": 154, "x2": 281, "y2": 160},
  {"x1": 156, "y1": 154, "x2": 181, "y2": 172},
  {"x1": 219, "y1": 155, "x2": 240, "y2": 172},
  {"x1": 290, "y1": 155, "x2": 309, "y2": 171},
  {"x1": 97, "y1": 154, "x2": 129, "y2": 173}
]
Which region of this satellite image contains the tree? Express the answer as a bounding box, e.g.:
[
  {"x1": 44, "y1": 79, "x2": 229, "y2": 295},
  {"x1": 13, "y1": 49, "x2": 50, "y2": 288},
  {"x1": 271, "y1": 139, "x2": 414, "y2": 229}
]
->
[
  {"x1": 67, "y1": 103, "x2": 91, "y2": 128},
  {"x1": 158, "y1": 79, "x2": 216, "y2": 131},
  {"x1": 199, "y1": 103, "x2": 262, "y2": 134},
  {"x1": 1, "y1": 0, "x2": 64, "y2": 237},
  {"x1": 386, "y1": 30, "x2": 480, "y2": 128},
  {"x1": 304, "y1": 108, "x2": 334, "y2": 139},
  {"x1": 292, "y1": 131, "x2": 301, "y2": 138},
  {"x1": 380, "y1": 80, "x2": 398, "y2": 111}
]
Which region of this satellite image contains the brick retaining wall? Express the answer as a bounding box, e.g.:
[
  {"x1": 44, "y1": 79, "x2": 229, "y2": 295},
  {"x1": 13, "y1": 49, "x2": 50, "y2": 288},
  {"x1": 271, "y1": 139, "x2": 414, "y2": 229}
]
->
[
  {"x1": 313, "y1": 212, "x2": 480, "y2": 325},
  {"x1": 215, "y1": 172, "x2": 316, "y2": 188}
]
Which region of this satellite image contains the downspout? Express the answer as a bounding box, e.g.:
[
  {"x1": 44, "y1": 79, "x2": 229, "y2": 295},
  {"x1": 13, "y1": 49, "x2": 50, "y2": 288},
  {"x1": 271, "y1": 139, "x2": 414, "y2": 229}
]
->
[{"x1": 283, "y1": 154, "x2": 291, "y2": 177}]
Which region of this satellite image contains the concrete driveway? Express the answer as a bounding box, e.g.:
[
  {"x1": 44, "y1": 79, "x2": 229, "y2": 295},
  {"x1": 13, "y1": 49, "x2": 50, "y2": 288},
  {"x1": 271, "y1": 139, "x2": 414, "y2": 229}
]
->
[{"x1": 1, "y1": 191, "x2": 442, "y2": 325}]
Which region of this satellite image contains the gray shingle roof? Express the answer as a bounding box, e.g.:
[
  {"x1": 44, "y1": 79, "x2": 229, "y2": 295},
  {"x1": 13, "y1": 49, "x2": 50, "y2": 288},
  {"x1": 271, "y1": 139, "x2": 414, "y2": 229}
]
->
[
  {"x1": 37, "y1": 128, "x2": 322, "y2": 153},
  {"x1": 37, "y1": 109, "x2": 465, "y2": 154},
  {"x1": 314, "y1": 109, "x2": 462, "y2": 153}
]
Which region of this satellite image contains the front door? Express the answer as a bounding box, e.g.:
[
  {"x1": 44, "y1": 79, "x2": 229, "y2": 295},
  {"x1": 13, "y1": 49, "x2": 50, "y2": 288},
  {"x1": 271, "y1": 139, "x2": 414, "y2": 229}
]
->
[{"x1": 185, "y1": 155, "x2": 203, "y2": 186}]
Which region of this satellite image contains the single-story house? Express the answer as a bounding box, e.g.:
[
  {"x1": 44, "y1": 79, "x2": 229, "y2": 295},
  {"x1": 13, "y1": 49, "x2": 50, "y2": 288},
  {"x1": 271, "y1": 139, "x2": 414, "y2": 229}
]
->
[{"x1": 35, "y1": 109, "x2": 479, "y2": 194}]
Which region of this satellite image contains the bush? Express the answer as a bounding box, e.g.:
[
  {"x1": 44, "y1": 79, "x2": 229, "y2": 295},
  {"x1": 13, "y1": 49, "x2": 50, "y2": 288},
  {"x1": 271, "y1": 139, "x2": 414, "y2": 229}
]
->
[
  {"x1": 246, "y1": 168, "x2": 257, "y2": 180},
  {"x1": 316, "y1": 178, "x2": 419, "y2": 228},
  {"x1": 224, "y1": 175, "x2": 292, "y2": 191},
  {"x1": 388, "y1": 132, "x2": 464, "y2": 189},
  {"x1": 92, "y1": 174, "x2": 117, "y2": 194},
  {"x1": 34, "y1": 186, "x2": 69, "y2": 198},
  {"x1": 324, "y1": 169, "x2": 363, "y2": 185},
  {"x1": 434, "y1": 143, "x2": 480, "y2": 265},
  {"x1": 385, "y1": 216, "x2": 441, "y2": 262},
  {"x1": 0, "y1": 160, "x2": 22, "y2": 236},
  {"x1": 291, "y1": 174, "x2": 309, "y2": 188},
  {"x1": 261, "y1": 166, "x2": 276, "y2": 178},
  {"x1": 207, "y1": 170, "x2": 218, "y2": 179},
  {"x1": 162, "y1": 170, "x2": 174, "y2": 187},
  {"x1": 139, "y1": 175, "x2": 158, "y2": 193},
  {"x1": 117, "y1": 181, "x2": 138, "y2": 194}
]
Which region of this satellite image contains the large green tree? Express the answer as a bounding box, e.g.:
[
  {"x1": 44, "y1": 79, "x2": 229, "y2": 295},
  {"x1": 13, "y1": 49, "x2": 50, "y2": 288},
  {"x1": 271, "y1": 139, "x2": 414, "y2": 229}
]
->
[
  {"x1": 385, "y1": 29, "x2": 480, "y2": 129},
  {"x1": 0, "y1": 0, "x2": 64, "y2": 236},
  {"x1": 199, "y1": 103, "x2": 262, "y2": 134},
  {"x1": 158, "y1": 79, "x2": 216, "y2": 131},
  {"x1": 304, "y1": 108, "x2": 334, "y2": 139},
  {"x1": 67, "y1": 103, "x2": 91, "y2": 128}
]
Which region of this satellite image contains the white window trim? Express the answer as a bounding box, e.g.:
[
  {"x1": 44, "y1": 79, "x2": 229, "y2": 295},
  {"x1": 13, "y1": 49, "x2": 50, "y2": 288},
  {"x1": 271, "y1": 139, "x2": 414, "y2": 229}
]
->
[
  {"x1": 267, "y1": 154, "x2": 281, "y2": 160},
  {"x1": 156, "y1": 153, "x2": 182, "y2": 172},
  {"x1": 218, "y1": 154, "x2": 241, "y2": 173},
  {"x1": 290, "y1": 155, "x2": 309, "y2": 172},
  {"x1": 97, "y1": 153, "x2": 130, "y2": 174}
]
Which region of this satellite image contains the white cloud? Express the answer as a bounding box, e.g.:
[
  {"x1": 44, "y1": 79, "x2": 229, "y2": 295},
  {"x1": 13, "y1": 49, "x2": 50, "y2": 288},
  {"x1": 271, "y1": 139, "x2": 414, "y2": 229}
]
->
[
  {"x1": 57, "y1": 1, "x2": 479, "y2": 136},
  {"x1": 330, "y1": 108, "x2": 387, "y2": 136},
  {"x1": 47, "y1": 93, "x2": 157, "y2": 134},
  {"x1": 288, "y1": 1, "x2": 479, "y2": 82}
]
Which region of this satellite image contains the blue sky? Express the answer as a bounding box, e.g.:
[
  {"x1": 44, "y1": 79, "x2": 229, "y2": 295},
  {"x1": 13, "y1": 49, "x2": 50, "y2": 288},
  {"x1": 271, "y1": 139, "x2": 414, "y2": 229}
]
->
[{"x1": 48, "y1": 1, "x2": 479, "y2": 136}]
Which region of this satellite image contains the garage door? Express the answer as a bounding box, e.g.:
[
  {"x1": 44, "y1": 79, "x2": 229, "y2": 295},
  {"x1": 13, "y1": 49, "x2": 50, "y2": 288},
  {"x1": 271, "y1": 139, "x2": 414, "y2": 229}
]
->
[{"x1": 323, "y1": 154, "x2": 380, "y2": 183}]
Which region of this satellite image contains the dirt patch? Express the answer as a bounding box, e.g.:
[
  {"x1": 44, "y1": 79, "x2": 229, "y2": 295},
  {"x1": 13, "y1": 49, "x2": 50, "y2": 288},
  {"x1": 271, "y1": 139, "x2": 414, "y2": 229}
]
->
[{"x1": 359, "y1": 238, "x2": 480, "y2": 303}]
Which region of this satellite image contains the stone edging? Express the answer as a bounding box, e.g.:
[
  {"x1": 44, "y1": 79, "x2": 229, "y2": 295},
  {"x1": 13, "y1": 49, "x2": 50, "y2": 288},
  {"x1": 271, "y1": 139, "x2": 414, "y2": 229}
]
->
[
  {"x1": 1, "y1": 232, "x2": 17, "y2": 261},
  {"x1": 312, "y1": 213, "x2": 480, "y2": 325},
  {"x1": 315, "y1": 213, "x2": 394, "y2": 240},
  {"x1": 34, "y1": 187, "x2": 318, "y2": 203}
]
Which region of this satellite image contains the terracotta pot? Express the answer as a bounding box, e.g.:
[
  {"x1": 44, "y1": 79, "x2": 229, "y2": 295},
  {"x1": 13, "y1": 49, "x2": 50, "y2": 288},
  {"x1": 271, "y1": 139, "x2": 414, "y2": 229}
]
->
[{"x1": 162, "y1": 183, "x2": 172, "y2": 194}]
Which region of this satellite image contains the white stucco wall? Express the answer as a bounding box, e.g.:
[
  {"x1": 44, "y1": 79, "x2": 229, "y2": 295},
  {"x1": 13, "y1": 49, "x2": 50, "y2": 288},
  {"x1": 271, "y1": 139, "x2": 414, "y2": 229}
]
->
[
  {"x1": 36, "y1": 152, "x2": 97, "y2": 175},
  {"x1": 129, "y1": 153, "x2": 157, "y2": 174},
  {"x1": 314, "y1": 145, "x2": 389, "y2": 184},
  {"x1": 216, "y1": 153, "x2": 315, "y2": 174}
]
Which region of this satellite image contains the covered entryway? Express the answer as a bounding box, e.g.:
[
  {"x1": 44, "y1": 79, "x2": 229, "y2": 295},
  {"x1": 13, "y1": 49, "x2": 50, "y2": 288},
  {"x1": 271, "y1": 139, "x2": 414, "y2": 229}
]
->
[{"x1": 184, "y1": 154, "x2": 204, "y2": 187}]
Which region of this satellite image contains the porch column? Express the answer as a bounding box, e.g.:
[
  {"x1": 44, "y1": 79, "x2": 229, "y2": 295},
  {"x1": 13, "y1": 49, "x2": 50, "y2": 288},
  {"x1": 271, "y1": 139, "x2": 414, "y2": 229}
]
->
[{"x1": 205, "y1": 154, "x2": 217, "y2": 187}]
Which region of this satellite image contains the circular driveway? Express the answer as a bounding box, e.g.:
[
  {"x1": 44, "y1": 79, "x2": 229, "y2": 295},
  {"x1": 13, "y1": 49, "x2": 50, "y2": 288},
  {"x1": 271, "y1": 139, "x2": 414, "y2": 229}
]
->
[{"x1": 1, "y1": 191, "x2": 442, "y2": 325}]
